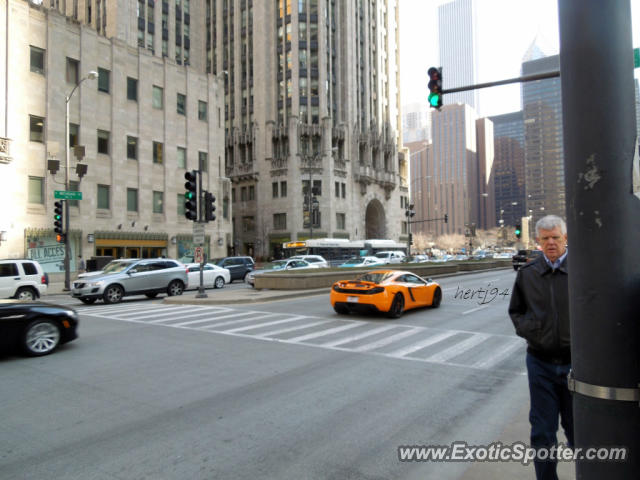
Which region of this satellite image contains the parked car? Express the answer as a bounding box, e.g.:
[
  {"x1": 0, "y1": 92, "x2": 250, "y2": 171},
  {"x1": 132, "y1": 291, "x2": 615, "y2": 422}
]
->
[
  {"x1": 246, "y1": 259, "x2": 318, "y2": 287},
  {"x1": 211, "y1": 256, "x2": 255, "y2": 282},
  {"x1": 401, "y1": 254, "x2": 430, "y2": 264},
  {"x1": 331, "y1": 270, "x2": 442, "y2": 318},
  {"x1": 0, "y1": 259, "x2": 48, "y2": 300},
  {"x1": 512, "y1": 249, "x2": 543, "y2": 270},
  {"x1": 185, "y1": 263, "x2": 231, "y2": 290},
  {"x1": 373, "y1": 251, "x2": 407, "y2": 264},
  {"x1": 289, "y1": 255, "x2": 329, "y2": 268},
  {"x1": 0, "y1": 300, "x2": 78, "y2": 356},
  {"x1": 338, "y1": 256, "x2": 386, "y2": 268},
  {"x1": 70, "y1": 258, "x2": 188, "y2": 304}
]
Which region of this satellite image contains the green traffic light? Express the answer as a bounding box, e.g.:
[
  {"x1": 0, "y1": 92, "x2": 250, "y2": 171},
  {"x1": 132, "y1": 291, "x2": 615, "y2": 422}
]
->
[
  {"x1": 185, "y1": 191, "x2": 194, "y2": 199},
  {"x1": 54, "y1": 214, "x2": 61, "y2": 220},
  {"x1": 428, "y1": 92, "x2": 440, "y2": 107}
]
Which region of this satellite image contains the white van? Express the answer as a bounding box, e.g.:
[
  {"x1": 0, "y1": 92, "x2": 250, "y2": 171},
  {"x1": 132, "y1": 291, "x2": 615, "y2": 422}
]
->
[{"x1": 373, "y1": 251, "x2": 406, "y2": 264}]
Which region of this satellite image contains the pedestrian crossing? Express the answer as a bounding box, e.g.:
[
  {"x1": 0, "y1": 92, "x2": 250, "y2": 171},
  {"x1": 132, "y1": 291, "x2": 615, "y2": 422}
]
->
[{"x1": 76, "y1": 303, "x2": 526, "y2": 373}]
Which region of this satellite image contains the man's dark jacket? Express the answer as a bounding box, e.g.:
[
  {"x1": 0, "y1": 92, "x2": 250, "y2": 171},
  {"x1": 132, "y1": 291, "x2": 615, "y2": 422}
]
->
[{"x1": 508, "y1": 254, "x2": 570, "y2": 364}]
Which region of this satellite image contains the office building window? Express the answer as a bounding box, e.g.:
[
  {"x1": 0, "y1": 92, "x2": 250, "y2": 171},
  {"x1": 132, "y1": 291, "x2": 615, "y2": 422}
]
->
[
  {"x1": 69, "y1": 123, "x2": 79, "y2": 147},
  {"x1": 198, "y1": 100, "x2": 208, "y2": 121},
  {"x1": 232, "y1": 188, "x2": 236, "y2": 203},
  {"x1": 152, "y1": 85, "x2": 163, "y2": 109},
  {"x1": 198, "y1": 151, "x2": 208, "y2": 172},
  {"x1": 177, "y1": 193, "x2": 186, "y2": 216},
  {"x1": 335, "y1": 181, "x2": 340, "y2": 198},
  {"x1": 153, "y1": 191, "x2": 164, "y2": 214},
  {"x1": 242, "y1": 216, "x2": 255, "y2": 233},
  {"x1": 66, "y1": 57, "x2": 79, "y2": 84},
  {"x1": 127, "y1": 188, "x2": 138, "y2": 212},
  {"x1": 249, "y1": 185, "x2": 255, "y2": 201},
  {"x1": 177, "y1": 93, "x2": 186, "y2": 115},
  {"x1": 153, "y1": 141, "x2": 164, "y2": 164},
  {"x1": 272, "y1": 182, "x2": 278, "y2": 198},
  {"x1": 312, "y1": 180, "x2": 322, "y2": 196},
  {"x1": 341, "y1": 183, "x2": 346, "y2": 198},
  {"x1": 28, "y1": 176, "x2": 44, "y2": 204},
  {"x1": 97, "y1": 67, "x2": 110, "y2": 93},
  {"x1": 127, "y1": 77, "x2": 138, "y2": 101},
  {"x1": 97, "y1": 184, "x2": 110, "y2": 209},
  {"x1": 97, "y1": 129, "x2": 110, "y2": 154},
  {"x1": 223, "y1": 197, "x2": 229, "y2": 219},
  {"x1": 273, "y1": 213, "x2": 287, "y2": 230},
  {"x1": 127, "y1": 136, "x2": 138, "y2": 160},
  {"x1": 30, "y1": 46, "x2": 45, "y2": 74},
  {"x1": 241, "y1": 187, "x2": 247, "y2": 201},
  {"x1": 29, "y1": 115, "x2": 44, "y2": 142},
  {"x1": 280, "y1": 181, "x2": 287, "y2": 197},
  {"x1": 336, "y1": 213, "x2": 346, "y2": 230},
  {"x1": 177, "y1": 147, "x2": 186, "y2": 168}
]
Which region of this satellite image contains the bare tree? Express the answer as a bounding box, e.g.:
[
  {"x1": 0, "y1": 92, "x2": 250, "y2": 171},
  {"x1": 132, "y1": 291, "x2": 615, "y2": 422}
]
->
[
  {"x1": 475, "y1": 227, "x2": 501, "y2": 249},
  {"x1": 413, "y1": 232, "x2": 435, "y2": 253},
  {"x1": 435, "y1": 233, "x2": 466, "y2": 252}
]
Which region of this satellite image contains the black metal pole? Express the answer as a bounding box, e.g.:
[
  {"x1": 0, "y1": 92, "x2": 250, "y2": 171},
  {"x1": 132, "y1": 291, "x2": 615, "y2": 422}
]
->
[
  {"x1": 196, "y1": 170, "x2": 207, "y2": 298},
  {"x1": 558, "y1": 0, "x2": 639, "y2": 477}
]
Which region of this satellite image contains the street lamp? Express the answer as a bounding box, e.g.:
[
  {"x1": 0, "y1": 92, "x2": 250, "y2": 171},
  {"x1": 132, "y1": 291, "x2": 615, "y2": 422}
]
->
[{"x1": 63, "y1": 70, "x2": 98, "y2": 290}]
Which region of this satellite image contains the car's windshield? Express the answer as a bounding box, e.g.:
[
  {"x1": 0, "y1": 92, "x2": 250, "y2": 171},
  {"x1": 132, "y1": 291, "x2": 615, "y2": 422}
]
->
[
  {"x1": 102, "y1": 261, "x2": 135, "y2": 274},
  {"x1": 374, "y1": 253, "x2": 388, "y2": 259},
  {"x1": 262, "y1": 261, "x2": 288, "y2": 270},
  {"x1": 357, "y1": 272, "x2": 395, "y2": 284}
]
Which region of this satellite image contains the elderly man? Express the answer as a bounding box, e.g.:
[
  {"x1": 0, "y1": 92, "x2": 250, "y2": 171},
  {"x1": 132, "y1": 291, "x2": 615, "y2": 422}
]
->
[{"x1": 508, "y1": 215, "x2": 572, "y2": 480}]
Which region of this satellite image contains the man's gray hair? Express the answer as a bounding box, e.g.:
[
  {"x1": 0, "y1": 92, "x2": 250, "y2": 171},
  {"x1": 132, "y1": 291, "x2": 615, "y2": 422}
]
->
[{"x1": 535, "y1": 215, "x2": 567, "y2": 237}]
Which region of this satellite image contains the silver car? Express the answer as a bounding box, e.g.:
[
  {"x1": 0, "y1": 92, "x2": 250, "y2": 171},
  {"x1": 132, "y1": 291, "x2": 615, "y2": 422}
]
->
[{"x1": 71, "y1": 259, "x2": 188, "y2": 304}]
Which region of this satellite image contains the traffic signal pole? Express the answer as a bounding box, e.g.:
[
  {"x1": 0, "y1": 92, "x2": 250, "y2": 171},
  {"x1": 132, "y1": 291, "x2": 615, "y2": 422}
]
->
[{"x1": 558, "y1": 0, "x2": 639, "y2": 476}]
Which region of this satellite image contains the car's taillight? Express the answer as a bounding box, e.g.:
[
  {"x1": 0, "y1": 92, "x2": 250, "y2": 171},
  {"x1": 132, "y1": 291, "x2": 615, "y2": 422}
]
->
[{"x1": 41, "y1": 274, "x2": 48, "y2": 285}]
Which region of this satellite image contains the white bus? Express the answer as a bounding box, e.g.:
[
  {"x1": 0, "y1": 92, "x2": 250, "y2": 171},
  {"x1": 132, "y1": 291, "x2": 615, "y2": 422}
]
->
[{"x1": 282, "y1": 238, "x2": 407, "y2": 266}]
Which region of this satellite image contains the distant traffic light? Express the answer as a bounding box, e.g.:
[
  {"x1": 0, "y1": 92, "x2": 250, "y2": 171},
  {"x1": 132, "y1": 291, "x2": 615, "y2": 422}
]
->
[
  {"x1": 428, "y1": 67, "x2": 443, "y2": 109},
  {"x1": 515, "y1": 223, "x2": 522, "y2": 239},
  {"x1": 204, "y1": 191, "x2": 216, "y2": 222},
  {"x1": 54, "y1": 201, "x2": 64, "y2": 236},
  {"x1": 184, "y1": 170, "x2": 198, "y2": 221},
  {"x1": 405, "y1": 203, "x2": 415, "y2": 218}
]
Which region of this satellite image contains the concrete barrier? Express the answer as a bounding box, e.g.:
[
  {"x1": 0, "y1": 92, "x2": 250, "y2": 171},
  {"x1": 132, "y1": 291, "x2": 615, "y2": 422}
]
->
[{"x1": 253, "y1": 260, "x2": 512, "y2": 290}]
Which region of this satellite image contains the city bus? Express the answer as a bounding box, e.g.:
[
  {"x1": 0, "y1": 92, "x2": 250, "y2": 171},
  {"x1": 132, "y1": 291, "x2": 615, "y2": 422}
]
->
[{"x1": 282, "y1": 238, "x2": 407, "y2": 266}]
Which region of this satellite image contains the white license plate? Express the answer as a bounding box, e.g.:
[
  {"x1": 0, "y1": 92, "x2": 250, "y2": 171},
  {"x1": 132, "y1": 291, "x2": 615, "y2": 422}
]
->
[{"x1": 347, "y1": 296, "x2": 360, "y2": 303}]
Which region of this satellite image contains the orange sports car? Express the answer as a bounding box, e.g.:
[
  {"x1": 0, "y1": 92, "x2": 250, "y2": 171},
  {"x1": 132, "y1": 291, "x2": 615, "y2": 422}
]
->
[{"x1": 330, "y1": 270, "x2": 442, "y2": 318}]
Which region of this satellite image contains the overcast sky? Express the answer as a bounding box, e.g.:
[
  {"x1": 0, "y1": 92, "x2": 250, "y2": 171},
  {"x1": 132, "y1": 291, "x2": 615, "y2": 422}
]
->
[{"x1": 399, "y1": 0, "x2": 640, "y2": 118}]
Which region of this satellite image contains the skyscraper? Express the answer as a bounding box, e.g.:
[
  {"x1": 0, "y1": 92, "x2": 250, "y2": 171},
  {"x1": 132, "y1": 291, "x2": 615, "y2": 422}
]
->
[
  {"x1": 521, "y1": 54, "x2": 565, "y2": 229},
  {"x1": 438, "y1": 0, "x2": 479, "y2": 109},
  {"x1": 206, "y1": 0, "x2": 406, "y2": 257},
  {"x1": 489, "y1": 111, "x2": 526, "y2": 227}
]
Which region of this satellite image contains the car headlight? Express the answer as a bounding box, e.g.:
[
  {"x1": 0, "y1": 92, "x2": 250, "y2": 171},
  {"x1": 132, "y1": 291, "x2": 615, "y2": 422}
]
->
[{"x1": 87, "y1": 281, "x2": 104, "y2": 287}]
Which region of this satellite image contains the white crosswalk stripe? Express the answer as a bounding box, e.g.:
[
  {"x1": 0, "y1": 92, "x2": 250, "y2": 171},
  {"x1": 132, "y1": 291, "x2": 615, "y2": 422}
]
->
[{"x1": 78, "y1": 303, "x2": 525, "y2": 372}]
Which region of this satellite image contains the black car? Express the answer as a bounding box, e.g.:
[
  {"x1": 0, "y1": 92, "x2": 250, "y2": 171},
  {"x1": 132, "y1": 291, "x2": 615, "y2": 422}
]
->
[
  {"x1": 512, "y1": 249, "x2": 543, "y2": 270},
  {"x1": 211, "y1": 256, "x2": 255, "y2": 282},
  {"x1": 0, "y1": 300, "x2": 79, "y2": 356}
]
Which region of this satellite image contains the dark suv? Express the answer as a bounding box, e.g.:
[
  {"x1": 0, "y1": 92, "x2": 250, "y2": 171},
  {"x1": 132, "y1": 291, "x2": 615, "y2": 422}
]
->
[
  {"x1": 212, "y1": 256, "x2": 255, "y2": 282},
  {"x1": 512, "y1": 249, "x2": 543, "y2": 270}
]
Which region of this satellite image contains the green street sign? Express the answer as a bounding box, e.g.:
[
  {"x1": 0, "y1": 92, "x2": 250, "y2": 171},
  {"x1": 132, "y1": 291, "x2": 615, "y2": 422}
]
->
[
  {"x1": 54, "y1": 190, "x2": 82, "y2": 200},
  {"x1": 635, "y1": 48, "x2": 640, "y2": 68}
]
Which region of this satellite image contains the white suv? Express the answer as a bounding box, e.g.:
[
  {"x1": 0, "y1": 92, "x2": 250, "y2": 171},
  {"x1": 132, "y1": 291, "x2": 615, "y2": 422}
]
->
[
  {"x1": 0, "y1": 259, "x2": 48, "y2": 300},
  {"x1": 374, "y1": 251, "x2": 406, "y2": 264}
]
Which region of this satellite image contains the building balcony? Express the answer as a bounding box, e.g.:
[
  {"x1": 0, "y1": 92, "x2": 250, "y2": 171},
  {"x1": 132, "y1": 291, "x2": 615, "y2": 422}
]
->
[
  {"x1": 225, "y1": 162, "x2": 257, "y2": 181},
  {"x1": 0, "y1": 137, "x2": 12, "y2": 164}
]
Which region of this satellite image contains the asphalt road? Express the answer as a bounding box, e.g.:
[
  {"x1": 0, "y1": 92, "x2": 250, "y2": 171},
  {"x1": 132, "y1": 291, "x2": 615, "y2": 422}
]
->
[{"x1": 1, "y1": 269, "x2": 550, "y2": 480}]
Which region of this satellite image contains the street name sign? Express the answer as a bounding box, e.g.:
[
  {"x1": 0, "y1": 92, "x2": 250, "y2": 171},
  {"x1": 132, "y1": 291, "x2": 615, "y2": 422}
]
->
[{"x1": 54, "y1": 190, "x2": 82, "y2": 200}]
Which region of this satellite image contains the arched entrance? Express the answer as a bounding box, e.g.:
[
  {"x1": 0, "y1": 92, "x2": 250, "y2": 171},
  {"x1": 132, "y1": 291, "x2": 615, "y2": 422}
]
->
[{"x1": 365, "y1": 199, "x2": 386, "y2": 238}]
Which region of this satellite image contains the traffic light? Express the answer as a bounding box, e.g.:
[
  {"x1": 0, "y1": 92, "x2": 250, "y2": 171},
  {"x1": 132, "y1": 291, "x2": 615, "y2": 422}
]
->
[
  {"x1": 204, "y1": 191, "x2": 216, "y2": 222},
  {"x1": 444, "y1": 213, "x2": 448, "y2": 224},
  {"x1": 184, "y1": 170, "x2": 198, "y2": 221},
  {"x1": 515, "y1": 223, "x2": 522, "y2": 239},
  {"x1": 54, "y1": 201, "x2": 64, "y2": 236},
  {"x1": 405, "y1": 203, "x2": 415, "y2": 218},
  {"x1": 428, "y1": 67, "x2": 443, "y2": 109}
]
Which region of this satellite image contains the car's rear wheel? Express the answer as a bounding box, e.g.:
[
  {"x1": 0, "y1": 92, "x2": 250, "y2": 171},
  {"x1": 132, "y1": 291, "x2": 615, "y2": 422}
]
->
[
  {"x1": 145, "y1": 292, "x2": 158, "y2": 299},
  {"x1": 387, "y1": 293, "x2": 405, "y2": 319},
  {"x1": 214, "y1": 276, "x2": 225, "y2": 289},
  {"x1": 80, "y1": 297, "x2": 96, "y2": 304},
  {"x1": 23, "y1": 319, "x2": 61, "y2": 356},
  {"x1": 103, "y1": 285, "x2": 124, "y2": 304},
  {"x1": 167, "y1": 280, "x2": 184, "y2": 296},
  {"x1": 333, "y1": 304, "x2": 350, "y2": 315},
  {"x1": 431, "y1": 287, "x2": 442, "y2": 308},
  {"x1": 243, "y1": 272, "x2": 250, "y2": 283},
  {"x1": 15, "y1": 287, "x2": 37, "y2": 301}
]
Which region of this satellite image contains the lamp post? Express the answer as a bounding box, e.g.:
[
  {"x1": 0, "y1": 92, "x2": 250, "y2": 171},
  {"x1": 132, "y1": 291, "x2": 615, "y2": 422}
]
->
[{"x1": 63, "y1": 70, "x2": 98, "y2": 290}]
